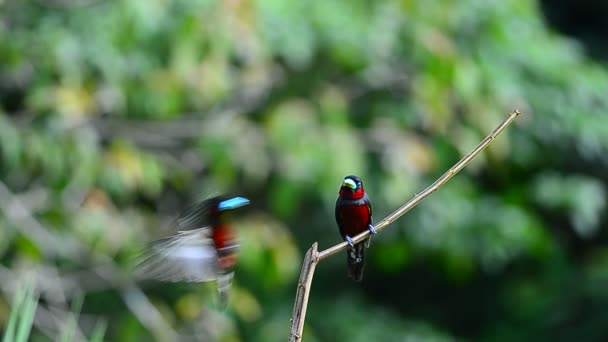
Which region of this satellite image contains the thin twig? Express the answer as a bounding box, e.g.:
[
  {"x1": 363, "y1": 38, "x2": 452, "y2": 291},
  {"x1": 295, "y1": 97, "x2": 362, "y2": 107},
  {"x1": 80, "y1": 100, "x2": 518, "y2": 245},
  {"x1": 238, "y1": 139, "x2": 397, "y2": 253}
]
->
[
  {"x1": 289, "y1": 109, "x2": 523, "y2": 341},
  {"x1": 0, "y1": 182, "x2": 81, "y2": 258}
]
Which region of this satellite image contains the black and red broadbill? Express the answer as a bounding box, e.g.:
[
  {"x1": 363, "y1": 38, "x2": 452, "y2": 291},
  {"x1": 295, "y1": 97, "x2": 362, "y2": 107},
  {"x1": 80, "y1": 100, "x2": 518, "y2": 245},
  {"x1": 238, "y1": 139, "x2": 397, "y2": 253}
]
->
[
  {"x1": 335, "y1": 175, "x2": 376, "y2": 281},
  {"x1": 135, "y1": 196, "x2": 249, "y2": 304}
]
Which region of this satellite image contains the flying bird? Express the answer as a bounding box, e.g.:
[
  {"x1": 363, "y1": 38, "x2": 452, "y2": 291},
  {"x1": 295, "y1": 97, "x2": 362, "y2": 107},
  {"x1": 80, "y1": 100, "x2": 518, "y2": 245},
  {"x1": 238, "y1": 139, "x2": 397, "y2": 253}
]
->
[
  {"x1": 135, "y1": 196, "x2": 250, "y2": 304},
  {"x1": 335, "y1": 175, "x2": 375, "y2": 281}
]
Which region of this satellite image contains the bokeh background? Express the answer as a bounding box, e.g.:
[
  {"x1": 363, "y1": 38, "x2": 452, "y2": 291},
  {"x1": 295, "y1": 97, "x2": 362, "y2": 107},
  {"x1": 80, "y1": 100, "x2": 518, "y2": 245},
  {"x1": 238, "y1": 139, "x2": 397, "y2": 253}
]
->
[{"x1": 1, "y1": 0, "x2": 608, "y2": 341}]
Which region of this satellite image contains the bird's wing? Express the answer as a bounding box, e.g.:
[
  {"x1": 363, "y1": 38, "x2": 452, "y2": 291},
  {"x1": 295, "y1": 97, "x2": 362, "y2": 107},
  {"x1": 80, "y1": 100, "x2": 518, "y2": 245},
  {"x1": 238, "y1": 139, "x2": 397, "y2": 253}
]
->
[
  {"x1": 335, "y1": 197, "x2": 347, "y2": 239},
  {"x1": 173, "y1": 198, "x2": 219, "y2": 231},
  {"x1": 364, "y1": 194, "x2": 373, "y2": 225},
  {"x1": 134, "y1": 227, "x2": 220, "y2": 282}
]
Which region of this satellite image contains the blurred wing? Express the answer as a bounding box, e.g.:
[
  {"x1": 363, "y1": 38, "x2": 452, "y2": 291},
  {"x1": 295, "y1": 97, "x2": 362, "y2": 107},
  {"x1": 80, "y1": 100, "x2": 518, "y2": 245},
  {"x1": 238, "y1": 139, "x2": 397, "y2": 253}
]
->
[
  {"x1": 171, "y1": 196, "x2": 249, "y2": 232},
  {"x1": 173, "y1": 198, "x2": 217, "y2": 231},
  {"x1": 135, "y1": 228, "x2": 220, "y2": 282}
]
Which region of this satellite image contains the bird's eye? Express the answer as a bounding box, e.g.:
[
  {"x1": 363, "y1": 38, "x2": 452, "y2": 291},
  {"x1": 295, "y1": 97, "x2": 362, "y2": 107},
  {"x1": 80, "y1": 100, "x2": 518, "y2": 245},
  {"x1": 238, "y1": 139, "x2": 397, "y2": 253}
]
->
[{"x1": 342, "y1": 178, "x2": 357, "y2": 190}]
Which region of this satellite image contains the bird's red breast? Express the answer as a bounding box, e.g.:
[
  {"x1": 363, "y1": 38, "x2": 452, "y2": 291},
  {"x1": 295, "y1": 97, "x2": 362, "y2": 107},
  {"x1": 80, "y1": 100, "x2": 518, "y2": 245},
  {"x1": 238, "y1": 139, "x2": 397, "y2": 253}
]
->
[
  {"x1": 336, "y1": 202, "x2": 371, "y2": 237},
  {"x1": 339, "y1": 187, "x2": 365, "y2": 200},
  {"x1": 212, "y1": 224, "x2": 234, "y2": 249},
  {"x1": 212, "y1": 224, "x2": 238, "y2": 269}
]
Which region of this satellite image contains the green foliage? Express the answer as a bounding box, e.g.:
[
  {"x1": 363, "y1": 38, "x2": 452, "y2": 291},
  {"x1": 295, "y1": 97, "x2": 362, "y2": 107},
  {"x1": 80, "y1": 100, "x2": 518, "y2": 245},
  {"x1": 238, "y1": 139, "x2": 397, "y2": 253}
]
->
[
  {"x1": 1, "y1": 0, "x2": 608, "y2": 340},
  {"x1": 2, "y1": 283, "x2": 37, "y2": 342}
]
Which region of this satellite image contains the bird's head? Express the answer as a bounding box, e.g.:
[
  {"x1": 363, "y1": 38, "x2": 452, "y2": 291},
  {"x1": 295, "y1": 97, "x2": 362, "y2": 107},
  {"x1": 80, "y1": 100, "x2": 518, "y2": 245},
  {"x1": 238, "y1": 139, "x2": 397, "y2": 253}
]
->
[
  {"x1": 339, "y1": 175, "x2": 365, "y2": 199},
  {"x1": 218, "y1": 196, "x2": 250, "y2": 211},
  {"x1": 210, "y1": 196, "x2": 250, "y2": 223}
]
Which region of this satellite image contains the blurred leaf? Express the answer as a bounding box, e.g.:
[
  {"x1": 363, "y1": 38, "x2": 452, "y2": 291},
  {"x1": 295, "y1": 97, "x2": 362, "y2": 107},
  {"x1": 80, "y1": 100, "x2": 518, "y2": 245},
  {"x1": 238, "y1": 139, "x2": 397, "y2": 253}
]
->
[
  {"x1": 59, "y1": 294, "x2": 83, "y2": 342},
  {"x1": 533, "y1": 173, "x2": 606, "y2": 238},
  {"x1": 373, "y1": 240, "x2": 410, "y2": 273},
  {"x1": 238, "y1": 214, "x2": 300, "y2": 289},
  {"x1": 3, "y1": 281, "x2": 38, "y2": 342},
  {"x1": 0, "y1": 115, "x2": 22, "y2": 171},
  {"x1": 231, "y1": 287, "x2": 262, "y2": 322},
  {"x1": 89, "y1": 319, "x2": 108, "y2": 342},
  {"x1": 14, "y1": 236, "x2": 42, "y2": 262}
]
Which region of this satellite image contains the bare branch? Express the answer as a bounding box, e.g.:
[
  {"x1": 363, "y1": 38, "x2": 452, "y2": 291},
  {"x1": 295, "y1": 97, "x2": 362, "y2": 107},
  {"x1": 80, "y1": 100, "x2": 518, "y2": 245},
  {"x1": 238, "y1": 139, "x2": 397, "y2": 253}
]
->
[
  {"x1": 318, "y1": 109, "x2": 522, "y2": 260},
  {"x1": 289, "y1": 243, "x2": 319, "y2": 342},
  {"x1": 289, "y1": 109, "x2": 523, "y2": 341}
]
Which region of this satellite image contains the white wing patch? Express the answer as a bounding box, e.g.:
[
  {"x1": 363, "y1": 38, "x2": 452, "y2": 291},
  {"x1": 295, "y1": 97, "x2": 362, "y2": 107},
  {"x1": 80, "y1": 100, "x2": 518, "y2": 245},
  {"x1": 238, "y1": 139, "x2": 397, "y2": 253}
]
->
[{"x1": 135, "y1": 228, "x2": 221, "y2": 283}]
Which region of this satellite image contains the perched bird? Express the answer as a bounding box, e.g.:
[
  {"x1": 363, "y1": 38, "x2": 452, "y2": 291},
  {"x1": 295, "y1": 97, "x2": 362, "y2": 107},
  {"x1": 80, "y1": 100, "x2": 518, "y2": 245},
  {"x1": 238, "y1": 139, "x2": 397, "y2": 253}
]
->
[
  {"x1": 335, "y1": 175, "x2": 375, "y2": 281},
  {"x1": 135, "y1": 196, "x2": 250, "y2": 304}
]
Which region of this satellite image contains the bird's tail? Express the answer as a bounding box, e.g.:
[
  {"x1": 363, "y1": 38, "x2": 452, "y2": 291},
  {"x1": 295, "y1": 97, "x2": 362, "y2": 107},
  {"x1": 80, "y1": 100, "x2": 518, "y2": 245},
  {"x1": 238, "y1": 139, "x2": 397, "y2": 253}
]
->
[
  {"x1": 346, "y1": 243, "x2": 365, "y2": 282},
  {"x1": 217, "y1": 271, "x2": 234, "y2": 307}
]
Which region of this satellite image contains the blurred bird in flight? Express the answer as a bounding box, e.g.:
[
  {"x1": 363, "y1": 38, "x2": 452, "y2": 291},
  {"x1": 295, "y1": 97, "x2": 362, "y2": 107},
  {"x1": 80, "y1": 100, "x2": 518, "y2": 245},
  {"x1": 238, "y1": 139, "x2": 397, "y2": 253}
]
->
[
  {"x1": 135, "y1": 196, "x2": 250, "y2": 305},
  {"x1": 335, "y1": 175, "x2": 375, "y2": 281}
]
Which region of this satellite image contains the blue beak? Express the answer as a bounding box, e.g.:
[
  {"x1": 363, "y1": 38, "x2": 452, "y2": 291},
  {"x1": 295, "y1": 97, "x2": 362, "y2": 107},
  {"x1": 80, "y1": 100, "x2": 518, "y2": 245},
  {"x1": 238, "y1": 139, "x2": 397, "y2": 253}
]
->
[{"x1": 218, "y1": 197, "x2": 250, "y2": 211}]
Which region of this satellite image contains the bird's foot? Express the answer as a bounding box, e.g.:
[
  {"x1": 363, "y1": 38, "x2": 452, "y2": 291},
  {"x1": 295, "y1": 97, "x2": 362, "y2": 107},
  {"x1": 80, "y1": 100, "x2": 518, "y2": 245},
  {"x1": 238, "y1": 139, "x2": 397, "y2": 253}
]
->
[
  {"x1": 345, "y1": 235, "x2": 354, "y2": 247},
  {"x1": 365, "y1": 224, "x2": 376, "y2": 248},
  {"x1": 368, "y1": 224, "x2": 377, "y2": 235}
]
